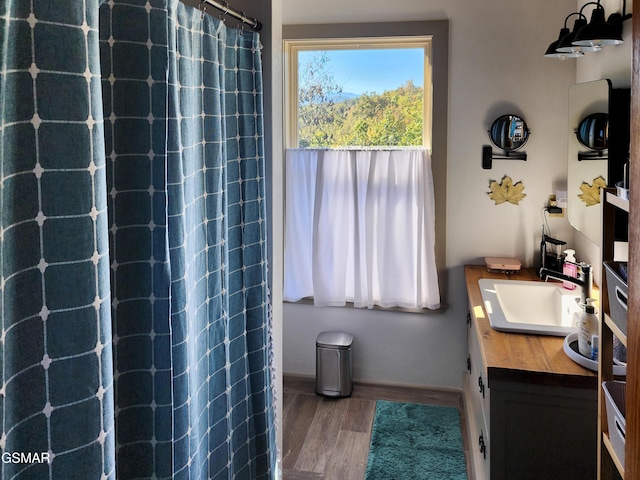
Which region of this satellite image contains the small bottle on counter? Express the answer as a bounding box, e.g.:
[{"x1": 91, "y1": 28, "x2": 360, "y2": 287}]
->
[
  {"x1": 562, "y1": 249, "x2": 577, "y2": 290},
  {"x1": 578, "y1": 299, "x2": 598, "y2": 359}
]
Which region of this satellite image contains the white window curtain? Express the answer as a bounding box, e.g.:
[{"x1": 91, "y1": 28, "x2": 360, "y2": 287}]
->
[{"x1": 284, "y1": 148, "x2": 440, "y2": 310}]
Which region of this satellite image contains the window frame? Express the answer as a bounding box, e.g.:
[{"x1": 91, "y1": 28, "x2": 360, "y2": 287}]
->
[
  {"x1": 284, "y1": 37, "x2": 433, "y2": 150},
  {"x1": 282, "y1": 21, "x2": 449, "y2": 307}
]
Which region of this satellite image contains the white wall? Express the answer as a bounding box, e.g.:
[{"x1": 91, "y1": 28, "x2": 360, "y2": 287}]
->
[{"x1": 278, "y1": 0, "x2": 631, "y2": 390}]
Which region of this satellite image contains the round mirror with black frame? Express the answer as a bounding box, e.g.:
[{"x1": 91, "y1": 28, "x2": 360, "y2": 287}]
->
[
  {"x1": 482, "y1": 114, "x2": 529, "y2": 169},
  {"x1": 489, "y1": 115, "x2": 530, "y2": 152},
  {"x1": 575, "y1": 112, "x2": 608, "y2": 159}
]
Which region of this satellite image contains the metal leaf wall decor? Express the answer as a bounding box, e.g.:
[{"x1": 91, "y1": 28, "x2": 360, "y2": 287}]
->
[
  {"x1": 487, "y1": 175, "x2": 526, "y2": 205},
  {"x1": 578, "y1": 176, "x2": 606, "y2": 206}
]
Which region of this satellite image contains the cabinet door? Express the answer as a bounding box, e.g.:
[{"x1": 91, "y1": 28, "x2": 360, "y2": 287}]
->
[
  {"x1": 465, "y1": 310, "x2": 490, "y2": 479},
  {"x1": 489, "y1": 381, "x2": 597, "y2": 480}
]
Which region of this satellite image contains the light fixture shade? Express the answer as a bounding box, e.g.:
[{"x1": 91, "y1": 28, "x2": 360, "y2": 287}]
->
[
  {"x1": 545, "y1": 27, "x2": 584, "y2": 59},
  {"x1": 556, "y1": 18, "x2": 602, "y2": 53},
  {"x1": 544, "y1": 27, "x2": 568, "y2": 57},
  {"x1": 572, "y1": 8, "x2": 624, "y2": 46}
]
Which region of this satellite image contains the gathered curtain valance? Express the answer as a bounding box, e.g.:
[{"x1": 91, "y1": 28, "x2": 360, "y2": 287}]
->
[{"x1": 284, "y1": 148, "x2": 440, "y2": 310}]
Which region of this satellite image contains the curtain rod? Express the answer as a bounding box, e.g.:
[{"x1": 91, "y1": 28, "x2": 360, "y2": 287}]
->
[{"x1": 200, "y1": 0, "x2": 262, "y2": 31}]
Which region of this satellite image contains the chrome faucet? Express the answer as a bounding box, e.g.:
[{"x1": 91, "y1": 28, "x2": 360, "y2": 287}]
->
[{"x1": 539, "y1": 263, "x2": 593, "y2": 306}]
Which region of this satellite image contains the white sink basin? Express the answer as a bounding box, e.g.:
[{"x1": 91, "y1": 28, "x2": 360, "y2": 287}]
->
[{"x1": 478, "y1": 279, "x2": 583, "y2": 336}]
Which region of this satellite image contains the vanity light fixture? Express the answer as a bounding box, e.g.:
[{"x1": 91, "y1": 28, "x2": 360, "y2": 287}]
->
[
  {"x1": 572, "y1": 1, "x2": 628, "y2": 47},
  {"x1": 544, "y1": 15, "x2": 584, "y2": 59},
  {"x1": 544, "y1": 1, "x2": 631, "y2": 59},
  {"x1": 555, "y1": 13, "x2": 602, "y2": 54}
]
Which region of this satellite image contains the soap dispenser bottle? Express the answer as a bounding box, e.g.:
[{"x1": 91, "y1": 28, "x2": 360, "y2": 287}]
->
[
  {"x1": 562, "y1": 249, "x2": 577, "y2": 290},
  {"x1": 578, "y1": 299, "x2": 598, "y2": 359}
]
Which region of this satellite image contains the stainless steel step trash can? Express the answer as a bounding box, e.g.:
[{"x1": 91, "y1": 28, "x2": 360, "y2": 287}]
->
[{"x1": 315, "y1": 331, "x2": 353, "y2": 397}]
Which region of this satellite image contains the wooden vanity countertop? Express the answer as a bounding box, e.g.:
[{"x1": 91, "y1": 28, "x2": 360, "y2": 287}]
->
[{"x1": 465, "y1": 264, "x2": 598, "y2": 389}]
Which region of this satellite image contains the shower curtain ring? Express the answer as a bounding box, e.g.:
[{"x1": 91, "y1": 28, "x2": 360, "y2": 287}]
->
[{"x1": 198, "y1": 0, "x2": 207, "y2": 19}]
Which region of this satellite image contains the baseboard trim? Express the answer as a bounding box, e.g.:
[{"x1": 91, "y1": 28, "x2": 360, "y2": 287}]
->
[{"x1": 283, "y1": 373, "x2": 463, "y2": 395}]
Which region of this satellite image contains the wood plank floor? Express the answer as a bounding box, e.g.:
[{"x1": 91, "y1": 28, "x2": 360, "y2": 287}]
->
[{"x1": 282, "y1": 375, "x2": 473, "y2": 480}]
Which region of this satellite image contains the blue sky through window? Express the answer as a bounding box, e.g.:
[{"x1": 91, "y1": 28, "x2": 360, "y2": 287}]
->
[{"x1": 298, "y1": 48, "x2": 424, "y2": 96}]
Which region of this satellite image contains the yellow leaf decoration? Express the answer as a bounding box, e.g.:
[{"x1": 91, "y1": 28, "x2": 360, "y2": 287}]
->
[
  {"x1": 578, "y1": 176, "x2": 606, "y2": 206},
  {"x1": 487, "y1": 175, "x2": 527, "y2": 205}
]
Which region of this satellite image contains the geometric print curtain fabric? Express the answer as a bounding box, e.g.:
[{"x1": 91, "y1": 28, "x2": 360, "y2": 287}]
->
[
  {"x1": 0, "y1": 1, "x2": 275, "y2": 479},
  {"x1": 103, "y1": 1, "x2": 275, "y2": 479},
  {"x1": 1, "y1": 1, "x2": 115, "y2": 479}
]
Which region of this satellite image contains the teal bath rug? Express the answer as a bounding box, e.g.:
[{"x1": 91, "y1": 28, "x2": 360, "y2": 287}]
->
[{"x1": 365, "y1": 400, "x2": 467, "y2": 480}]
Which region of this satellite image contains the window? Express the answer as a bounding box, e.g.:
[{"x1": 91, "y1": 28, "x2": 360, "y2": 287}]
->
[
  {"x1": 285, "y1": 38, "x2": 433, "y2": 150},
  {"x1": 282, "y1": 22, "x2": 449, "y2": 311}
]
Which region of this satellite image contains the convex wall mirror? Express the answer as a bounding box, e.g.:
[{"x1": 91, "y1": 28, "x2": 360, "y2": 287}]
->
[
  {"x1": 482, "y1": 114, "x2": 530, "y2": 169},
  {"x1": 567, "y1": 79, "x2": 630, "y2": 245},
  {"x1": 576, "y1": 112, "x2": 608, "y2": 159}
]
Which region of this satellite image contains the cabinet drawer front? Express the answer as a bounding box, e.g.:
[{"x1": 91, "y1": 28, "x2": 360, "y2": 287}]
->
[
  {"x1": 468, "y1": 310, "x2": 490, "y2": 436},
  {"x1": 463, "y1": 371, "x2": 490, "y2": 480}
]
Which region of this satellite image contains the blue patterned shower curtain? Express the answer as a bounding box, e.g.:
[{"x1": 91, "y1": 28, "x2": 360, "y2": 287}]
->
[{"x1": 0, "y1": 1, "x2": 276, "y2": 479}]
